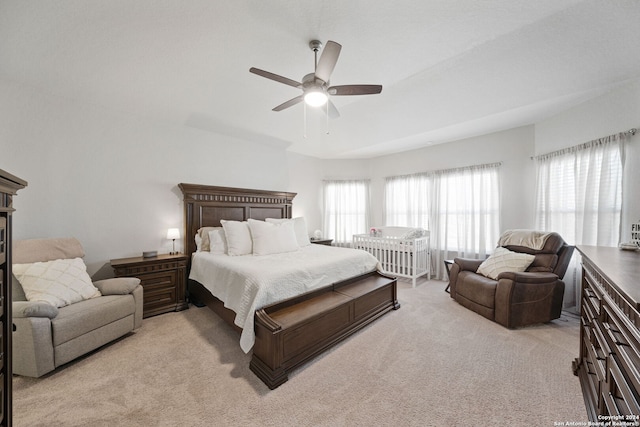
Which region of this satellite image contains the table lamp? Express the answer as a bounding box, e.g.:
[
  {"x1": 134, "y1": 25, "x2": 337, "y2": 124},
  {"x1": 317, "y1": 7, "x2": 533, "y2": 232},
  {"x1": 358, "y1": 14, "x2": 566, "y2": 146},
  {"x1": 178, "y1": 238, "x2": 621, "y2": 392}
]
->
[{"x1": 167, "y1": 228, "x2": 180, "y2": 254}]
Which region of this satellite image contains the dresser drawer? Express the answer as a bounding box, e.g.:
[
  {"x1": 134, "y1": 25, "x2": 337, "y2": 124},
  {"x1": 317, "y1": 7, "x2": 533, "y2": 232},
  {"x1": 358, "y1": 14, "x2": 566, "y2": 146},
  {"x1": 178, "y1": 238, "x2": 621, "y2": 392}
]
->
[
  {"x1": 584, "y1": 330, "x2": 607, "y2": 382},
  {"x1": 0, "y1": 217, "x2": 6, "y2": 265},
  {"x1": 0, "y1": 372, "x2": 4, "y2": 424},
  {"x1": 606, "y1": 357, "x2": 640, "y2": 416},
  {"x1": 602, "y1": 304, "x2": 640, "y2": 387},
  {"x1": 0, "y1": 321, "x2": 3, "y2": 370}
]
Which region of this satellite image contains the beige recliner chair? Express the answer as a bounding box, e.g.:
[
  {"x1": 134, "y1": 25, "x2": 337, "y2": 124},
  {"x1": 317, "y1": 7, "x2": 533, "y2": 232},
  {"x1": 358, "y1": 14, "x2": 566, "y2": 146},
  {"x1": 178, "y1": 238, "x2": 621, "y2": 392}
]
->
[{"x1": 12, "y1": 237, "x2": 143, "y2": 377}]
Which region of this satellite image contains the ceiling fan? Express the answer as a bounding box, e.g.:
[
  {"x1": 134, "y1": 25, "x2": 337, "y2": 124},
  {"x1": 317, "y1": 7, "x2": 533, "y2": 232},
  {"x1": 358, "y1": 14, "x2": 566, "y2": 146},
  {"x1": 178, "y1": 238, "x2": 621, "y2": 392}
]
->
[{"x1": 249, "y1": 40, "x2": 382, "y2": 118}]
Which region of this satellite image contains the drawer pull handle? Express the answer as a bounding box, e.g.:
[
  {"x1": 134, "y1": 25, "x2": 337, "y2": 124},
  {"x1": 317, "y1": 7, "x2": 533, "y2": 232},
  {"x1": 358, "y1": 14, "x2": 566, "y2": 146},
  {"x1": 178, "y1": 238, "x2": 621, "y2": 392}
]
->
[{"x1": 605, "y1": 324, "x2": 628, "y2": 347}]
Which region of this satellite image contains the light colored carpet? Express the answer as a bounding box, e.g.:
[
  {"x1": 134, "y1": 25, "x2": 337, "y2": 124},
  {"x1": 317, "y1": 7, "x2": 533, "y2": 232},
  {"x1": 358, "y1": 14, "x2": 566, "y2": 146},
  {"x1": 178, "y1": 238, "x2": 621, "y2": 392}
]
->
[{"x1": 13, "y1": 279, "x2": 587, "y2": 426}]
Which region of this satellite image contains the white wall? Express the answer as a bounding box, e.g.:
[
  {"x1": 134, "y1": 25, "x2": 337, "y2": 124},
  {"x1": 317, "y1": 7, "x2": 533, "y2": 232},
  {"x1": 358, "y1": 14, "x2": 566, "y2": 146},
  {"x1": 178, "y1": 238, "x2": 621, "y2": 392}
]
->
[
  {"x1": 1, "y1": 79, "x2": 292, "y2": 278},
  {"x1": 285, "y1": 152, "x2": 324, "y2": 232}
]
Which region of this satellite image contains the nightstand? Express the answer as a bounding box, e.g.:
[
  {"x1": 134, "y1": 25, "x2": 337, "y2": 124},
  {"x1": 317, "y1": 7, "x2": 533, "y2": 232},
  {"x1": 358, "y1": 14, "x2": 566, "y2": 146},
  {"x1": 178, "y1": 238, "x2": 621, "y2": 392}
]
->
[
  {"x1": 110, "y1": 253, "x2": 189, "y2": 318},
  {"x1": 310, "y1": 238, "x2": 333, "y2": 246}
]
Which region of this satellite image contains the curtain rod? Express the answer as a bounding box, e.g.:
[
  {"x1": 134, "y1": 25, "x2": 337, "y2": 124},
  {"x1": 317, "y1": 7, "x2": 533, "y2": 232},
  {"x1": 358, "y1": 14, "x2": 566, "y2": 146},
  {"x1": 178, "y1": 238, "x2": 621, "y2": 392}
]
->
[
  {"x1": 531, "y1": 127, "x2": 637, "y2": 160},
  {"x1": 385, "y1": 161, "x2": 502, "y2": 181}
]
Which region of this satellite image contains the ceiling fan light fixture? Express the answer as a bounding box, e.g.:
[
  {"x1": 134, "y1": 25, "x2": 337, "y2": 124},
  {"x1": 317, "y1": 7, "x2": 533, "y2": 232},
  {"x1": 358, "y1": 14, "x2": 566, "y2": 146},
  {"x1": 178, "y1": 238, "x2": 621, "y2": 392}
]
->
[
  {"x1": 304, "y1": 89, "x2": 328, "y2": 107},
  {"x1": 250, "y1": 39, "x2": 382, "y2": 119}
]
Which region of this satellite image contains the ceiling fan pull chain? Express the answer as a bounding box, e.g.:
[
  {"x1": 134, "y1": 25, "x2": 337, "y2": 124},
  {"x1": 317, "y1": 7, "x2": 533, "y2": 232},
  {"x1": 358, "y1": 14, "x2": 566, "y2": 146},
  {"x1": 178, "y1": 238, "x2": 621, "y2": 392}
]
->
[
  {"x1": 303, "y1": 102, "x2": 307, "y2": 139},
  {"x1": 326, "y1": 102, "x2": 330, "y2": 135}
]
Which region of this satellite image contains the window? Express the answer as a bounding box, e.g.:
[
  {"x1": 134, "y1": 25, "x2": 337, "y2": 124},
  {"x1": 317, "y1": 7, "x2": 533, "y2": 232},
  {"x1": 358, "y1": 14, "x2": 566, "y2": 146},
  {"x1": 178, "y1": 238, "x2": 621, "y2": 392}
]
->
[
  {"x1": 433, "y1": 165, "x2": 500, "y2": 255},
  {"x1": 384, "y1": 163, "x2": 501, "y2": 279},
  {"x1": 534, "y1": 134, "x2": 625, "y2": 246},
  {"x1": 384, "y1": 174, "x2": 430, "y2": 228},
  {"x1": 323, "y1": 180, "x2": 370, "y2": 247},
  {"x1": 534, "y1": 132, "x2": 627, "y2": 310}
]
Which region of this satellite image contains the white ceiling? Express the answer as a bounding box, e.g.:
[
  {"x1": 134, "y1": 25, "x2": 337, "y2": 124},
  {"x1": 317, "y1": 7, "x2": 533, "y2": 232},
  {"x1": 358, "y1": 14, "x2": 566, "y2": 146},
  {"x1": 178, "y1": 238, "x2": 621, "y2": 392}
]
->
[{"x1": 2, "y1": 1, "x2": 640, "y2": 159}]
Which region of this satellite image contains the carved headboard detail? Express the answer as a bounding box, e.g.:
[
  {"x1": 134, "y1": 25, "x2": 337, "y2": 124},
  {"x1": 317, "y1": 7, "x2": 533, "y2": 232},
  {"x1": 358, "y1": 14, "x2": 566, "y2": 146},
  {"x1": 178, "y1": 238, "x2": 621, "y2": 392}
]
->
[{"x1": 178, "y1": 183, "x2": 296, "y2": 261}]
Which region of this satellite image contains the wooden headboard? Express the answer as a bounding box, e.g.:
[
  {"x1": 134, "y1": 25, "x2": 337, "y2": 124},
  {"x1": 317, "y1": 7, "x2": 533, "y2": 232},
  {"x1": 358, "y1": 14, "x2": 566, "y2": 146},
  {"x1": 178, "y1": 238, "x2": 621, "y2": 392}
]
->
[{"x1": 178, "y1": 183, "x2": 296, "y2": 259}]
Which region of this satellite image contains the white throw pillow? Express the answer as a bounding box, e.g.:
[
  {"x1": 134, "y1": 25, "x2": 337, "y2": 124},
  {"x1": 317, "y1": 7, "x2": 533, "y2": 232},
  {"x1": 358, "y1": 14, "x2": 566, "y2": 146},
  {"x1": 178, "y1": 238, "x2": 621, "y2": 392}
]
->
[
  {"x1": 477, "y1": 247, "x2": 536, "y2": 280},
  {"x1": 248, "y1": 218, "x2": 299, "y2": 256},
  {"x1": 13, "y1": 257, "x2": 102, "y2": 308},
  {"x1": 220, "y1": 220, "x2": 252, "y2": 256},
  {"x1": 196, "y1": 226, "x2": 221, "y2": 252},
  {"x1": 207, "y1": 229, "x2": 228, "y2": 255},
  {"x1": 266, "y1": 217, "x2": 311, "y2": 247},
  {"x1": 195, "y1": 233, "x2": 203, "y2": 252}
]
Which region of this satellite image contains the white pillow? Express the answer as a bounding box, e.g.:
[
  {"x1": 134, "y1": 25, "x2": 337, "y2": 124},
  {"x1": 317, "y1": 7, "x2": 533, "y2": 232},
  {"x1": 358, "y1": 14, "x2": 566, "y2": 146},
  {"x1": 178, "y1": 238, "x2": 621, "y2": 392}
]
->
[
  {"x1": 477, "y1": 247, "x2": 536, "y2": 280},
  {"x1": 13, "y1": 257, "x2": 102, "y2": 308},
  {"x1": 196, "y1": 226, "x2": 221, "y2": 252},
  {"x1": 248, "y1": 218, "x2": 299, "y2": 256},
  {"x1": 266, "y1": 217, "x2": 311, "y2": 247},
  {"x1": 220, "y1": 220, "x2": 252, "y2": 256},
  {"x1": 195, "y1": 233, "x2": 203, "y2": 252},
  {"x1": 207, "y1": 229, "x2": 228, "y2": 255}
]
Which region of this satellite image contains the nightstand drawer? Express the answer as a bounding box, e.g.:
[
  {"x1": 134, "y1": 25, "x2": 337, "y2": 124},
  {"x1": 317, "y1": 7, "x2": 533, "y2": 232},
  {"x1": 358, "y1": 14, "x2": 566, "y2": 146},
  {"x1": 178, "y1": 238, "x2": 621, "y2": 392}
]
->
[
  {"x1": 139, "y1": 271, "x2": 178, "y2": 316},
  {"x1": 110, "y1": 253, "x2": 188, "y2": 318}
]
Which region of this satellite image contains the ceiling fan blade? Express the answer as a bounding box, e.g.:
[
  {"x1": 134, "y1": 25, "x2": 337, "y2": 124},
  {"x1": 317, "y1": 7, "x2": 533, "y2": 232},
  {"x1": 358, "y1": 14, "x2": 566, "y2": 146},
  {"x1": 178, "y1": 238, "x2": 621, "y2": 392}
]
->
[
  {"x1": 325, "y1": 99, "x2": 340, "y2": 119},
  {"x1": 273, "y1": 95, "x2": 304, "y2": 111},
  {"x1": 328, "y1": 85, "x2": 383, "y2": 96},
  {"x1": 315, "y1": 41, "x2": 341, "y2": 83},
  {"x1": 250, "y1": 67, "x2": 301, "y2": 88}
]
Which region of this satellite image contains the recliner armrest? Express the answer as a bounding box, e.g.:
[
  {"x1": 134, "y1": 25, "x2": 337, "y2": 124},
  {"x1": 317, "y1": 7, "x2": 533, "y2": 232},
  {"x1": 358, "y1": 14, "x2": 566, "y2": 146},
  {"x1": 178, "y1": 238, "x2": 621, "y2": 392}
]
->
[
  {"x1": 93, "y1": 277, "x2": 141, "y2": 295},
  {"x1": 454, "y1": 258, "x2": 484, "y2": 272},
  {"x1": 13, "y1": 301, "x2": 59, "y2": 319},
  {"x1": 497, "y1": 271, "x2": 558, "y2": 283}
]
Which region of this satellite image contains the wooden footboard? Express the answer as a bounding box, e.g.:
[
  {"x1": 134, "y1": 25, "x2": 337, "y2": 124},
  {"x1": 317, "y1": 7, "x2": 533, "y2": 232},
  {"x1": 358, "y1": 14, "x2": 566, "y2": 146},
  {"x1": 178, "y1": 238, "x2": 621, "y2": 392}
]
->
[{"x1": 250, "y1": 271, "x2": 400, "y2": 389}]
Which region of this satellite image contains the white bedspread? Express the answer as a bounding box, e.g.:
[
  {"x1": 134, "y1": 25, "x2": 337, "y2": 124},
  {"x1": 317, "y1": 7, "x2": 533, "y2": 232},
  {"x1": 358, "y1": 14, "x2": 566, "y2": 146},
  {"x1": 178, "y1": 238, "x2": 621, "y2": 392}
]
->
[{"x1": 189, "y1": 244, "x2": 380, "y2": 353}]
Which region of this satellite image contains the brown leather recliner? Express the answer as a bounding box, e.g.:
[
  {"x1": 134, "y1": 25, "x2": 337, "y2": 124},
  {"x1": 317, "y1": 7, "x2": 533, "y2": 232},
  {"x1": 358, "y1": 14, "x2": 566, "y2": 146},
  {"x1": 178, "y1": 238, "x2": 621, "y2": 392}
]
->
[{"x1": 448, "y1": 231, "x2": 574, "y2": 328}]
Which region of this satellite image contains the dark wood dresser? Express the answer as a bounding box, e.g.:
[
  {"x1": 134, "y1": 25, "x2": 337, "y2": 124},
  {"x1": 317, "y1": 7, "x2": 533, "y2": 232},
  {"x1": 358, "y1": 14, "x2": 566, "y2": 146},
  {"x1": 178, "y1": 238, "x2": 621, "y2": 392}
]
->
[
  {"x1": 110, "y1": 253, "x2": 188, "y2": 318},
  {"x1": 0, "y1": 169, "x2": 27, "y2": 427},
  {"x1": 574, "y1": 245, "x2": 640, "y2": 421}
]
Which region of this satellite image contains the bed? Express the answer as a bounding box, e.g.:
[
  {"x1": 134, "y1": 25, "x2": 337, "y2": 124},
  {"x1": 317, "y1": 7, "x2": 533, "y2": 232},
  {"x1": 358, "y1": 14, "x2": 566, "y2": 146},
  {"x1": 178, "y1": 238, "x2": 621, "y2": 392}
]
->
[
  {"x1": 178, "y1": 183, "x2": 399, "y2": 388},
  {"x1": 353, "y1": 227, "x2": 430, "y2": 287}
]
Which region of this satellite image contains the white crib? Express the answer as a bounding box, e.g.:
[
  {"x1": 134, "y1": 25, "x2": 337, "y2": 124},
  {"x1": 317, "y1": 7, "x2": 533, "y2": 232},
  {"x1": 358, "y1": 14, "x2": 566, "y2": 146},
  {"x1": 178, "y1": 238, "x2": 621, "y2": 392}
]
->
[{"x1": 353, "y1": 227, "x2": 430, "y2": 287}]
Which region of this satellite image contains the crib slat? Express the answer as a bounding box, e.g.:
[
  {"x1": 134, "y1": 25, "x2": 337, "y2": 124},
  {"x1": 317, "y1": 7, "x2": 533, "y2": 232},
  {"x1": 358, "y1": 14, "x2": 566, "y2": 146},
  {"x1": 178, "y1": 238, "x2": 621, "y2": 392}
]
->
[{"x1": 352, "y1": 232, "x2": 430, "y2": 287}]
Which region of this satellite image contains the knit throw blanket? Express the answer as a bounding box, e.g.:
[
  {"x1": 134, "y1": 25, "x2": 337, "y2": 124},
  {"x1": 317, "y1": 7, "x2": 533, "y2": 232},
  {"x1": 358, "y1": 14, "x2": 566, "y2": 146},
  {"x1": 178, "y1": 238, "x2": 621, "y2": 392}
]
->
[{"x1": 497, "y1": 229, "x2": 552, "y2": 250}]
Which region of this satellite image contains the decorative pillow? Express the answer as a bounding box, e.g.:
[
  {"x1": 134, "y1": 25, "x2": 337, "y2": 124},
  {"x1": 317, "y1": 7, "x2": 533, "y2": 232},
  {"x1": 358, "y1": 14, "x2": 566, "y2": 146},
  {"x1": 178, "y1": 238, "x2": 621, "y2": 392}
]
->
[
  {"x1": 197, "y1": 226, "x2": 222, "y2": 252},
  {"x1": 477, "y1": 247, "x2": 536, "y2": 280},
  {"x1": 207, "y1": 229, "x2": 228, "y2": 254},
  {"x1": 195, "y1": 233, "x2": 203, "y2": 252},
  {"x1": 248, "y1": 218, "x2": 299, "y2": 256},
  {"x1": 220, "y1": 220, "x2": 252, "y2": 256},
  {"x1": 13, "y1": 257, "x2": 102, "y2": 308},
  {"x1": 266, "y1": 217, "x2": 311, "y2": 247}
]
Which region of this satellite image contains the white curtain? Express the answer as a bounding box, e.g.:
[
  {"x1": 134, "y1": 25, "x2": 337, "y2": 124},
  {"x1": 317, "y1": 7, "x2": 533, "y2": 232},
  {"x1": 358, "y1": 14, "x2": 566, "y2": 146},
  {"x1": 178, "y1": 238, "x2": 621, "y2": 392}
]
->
[
  {"x1": 384, "y1": 163, "x2": 501, "y2": 279},
  {"x1": 384, "y1": 174, "x2": 430, "y2": 228},
  {"x1": 534, "y1": 132, "x2": 627, "y2": 310},
  {"x1": 431, "y1": 164, "x2": 501, "y2": 275},
  {"x1": 323, "y1": 180, "x2": 371, "y2": 247}
]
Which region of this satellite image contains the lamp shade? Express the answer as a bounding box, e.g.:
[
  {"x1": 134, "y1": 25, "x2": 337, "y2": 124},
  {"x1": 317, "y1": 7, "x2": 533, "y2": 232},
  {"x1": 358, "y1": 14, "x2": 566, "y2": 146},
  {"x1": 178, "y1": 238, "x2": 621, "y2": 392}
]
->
[
  {"x1": 166, "y1": 228, "x2": 180, "y2": 240},
  {"x1": 304, "y1": 90, "x2": 328, "y2": 107}
]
